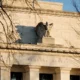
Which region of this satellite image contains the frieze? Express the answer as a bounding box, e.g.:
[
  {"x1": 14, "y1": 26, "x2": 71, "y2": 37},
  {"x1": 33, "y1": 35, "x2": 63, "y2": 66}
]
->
[{"x1": 13, "y1": 53, "x2": 80, "y2": 68}]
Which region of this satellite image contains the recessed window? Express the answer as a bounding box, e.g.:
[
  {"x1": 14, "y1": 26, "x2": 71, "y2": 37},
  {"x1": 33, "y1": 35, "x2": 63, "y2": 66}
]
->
[
  {"x1": 11, "y1": 72, "x2": 23, "y2": 80},
  {"x1": 70, "y1": 75, "x2": 80, "y2": 80},
  {"x1": 39, "y1": 73, "x2": 53, "y2": 80}
]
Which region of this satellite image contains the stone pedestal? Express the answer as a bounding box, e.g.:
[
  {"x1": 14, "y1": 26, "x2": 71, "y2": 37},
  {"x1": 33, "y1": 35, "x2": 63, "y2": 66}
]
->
[
  {"x1": 55, "y1": 68, "x2": 71, "y2": 80},
  {"x1": 0, "y1": 66, "x2": 11, "y2": 80},
  {"x1": 42, "y1": 37, "x2": 54, "y2": 44},
  {"x1": 37, "y1": 37, "x2": 54, "y2": 45}
]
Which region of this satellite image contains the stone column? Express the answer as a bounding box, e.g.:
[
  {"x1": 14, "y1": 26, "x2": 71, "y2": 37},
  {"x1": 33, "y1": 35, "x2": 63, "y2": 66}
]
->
[
  {"x1": 55, "y1": 68, "x2": 71, "y2": 80},
  {"x1": 53, "y1": 73, "x2": 56, "y2": 80},
  {"x1": 0, "y1": 66, "x2": 11, "y2": 80},
  {"x1": 23, "y1": 66, "x2": 40, "y2": 80}
]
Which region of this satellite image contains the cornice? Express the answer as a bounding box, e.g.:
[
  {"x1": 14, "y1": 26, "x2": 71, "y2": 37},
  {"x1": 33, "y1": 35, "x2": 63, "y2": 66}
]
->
[
  {"x1": 0, "y1": 43, "x2": 80, "y2": 54},
  {"x1": 2, "y1": 6, "x2": 80, "y2": 17}
]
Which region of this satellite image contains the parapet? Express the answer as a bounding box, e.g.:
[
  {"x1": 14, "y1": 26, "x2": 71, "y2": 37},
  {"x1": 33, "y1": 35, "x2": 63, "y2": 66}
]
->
[
  {"x1": 36, "y1": 1, "x2": 63, "y2": 11},
  {"x1": 2, "y1": 0, "x2": 63, "y2": 11}
]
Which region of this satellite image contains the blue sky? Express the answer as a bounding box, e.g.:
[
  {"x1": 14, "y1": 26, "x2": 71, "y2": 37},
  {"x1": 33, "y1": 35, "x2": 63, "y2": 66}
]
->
[{"x1": 44, "y1": 0, "x2": 80, "y2": 12}]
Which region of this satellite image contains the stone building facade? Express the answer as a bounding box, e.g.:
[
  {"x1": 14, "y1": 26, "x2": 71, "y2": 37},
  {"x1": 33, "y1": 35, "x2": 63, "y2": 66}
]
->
[{"x1": 0, "y1": 0, "x2": 80, "y2": 80}]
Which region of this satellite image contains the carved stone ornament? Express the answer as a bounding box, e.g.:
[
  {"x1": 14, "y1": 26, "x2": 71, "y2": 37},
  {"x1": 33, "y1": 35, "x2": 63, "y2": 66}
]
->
[{"x1": 35, "y1": 22, "x2": 53, "y2": 43}]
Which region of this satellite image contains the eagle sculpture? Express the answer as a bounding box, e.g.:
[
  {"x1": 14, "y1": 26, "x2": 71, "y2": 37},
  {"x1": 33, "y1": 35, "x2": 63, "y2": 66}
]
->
[{"x1": 35, "y1": 22, "x2": 53, "y2": 43}]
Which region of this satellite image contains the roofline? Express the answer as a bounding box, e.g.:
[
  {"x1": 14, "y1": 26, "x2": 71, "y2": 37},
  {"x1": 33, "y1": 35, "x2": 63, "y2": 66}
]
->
[
  {"x1": 2, "y1": 6, "x2": 80, "y2": 17},
  {"x1": 38, "y1": 1, "x2": 63, "y2": 6}
]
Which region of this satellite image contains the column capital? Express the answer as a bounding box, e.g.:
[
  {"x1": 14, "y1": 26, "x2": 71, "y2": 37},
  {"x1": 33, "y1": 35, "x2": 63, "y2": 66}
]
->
[
  {"x1": 55, "y1": 67, "x2": 71, "y2": 80},
  {"x1": 0, "y1": 66, "x2": 11, "y2": 80},
  {"x1": 0, "y1": 61, "x2": 13, "y2": 68},
  {"x1": 28, "y1": 65, "x2": 41, "y2": 69},
  {"x1": 24, "y1": 65, "x2": 41, "y2": 72},
  {"x1": 23, "y1": 65, "x2": 40, "y2": 80},
  {"x1": 55, "y1": 67, "x2": 72, "y2": 73},
  {"x1": 0, "y1": 65, "x2": 12, "y2": 70}
]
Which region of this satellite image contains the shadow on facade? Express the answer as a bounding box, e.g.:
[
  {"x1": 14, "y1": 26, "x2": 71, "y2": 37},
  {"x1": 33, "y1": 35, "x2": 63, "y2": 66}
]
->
[{"x1": 16, "y1": 25, "x2": 38, "y2": 44}]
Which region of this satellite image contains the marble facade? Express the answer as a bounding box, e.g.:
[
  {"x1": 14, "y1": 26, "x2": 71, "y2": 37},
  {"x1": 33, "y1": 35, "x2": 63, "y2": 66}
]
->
[{"x1": 0, "y1": 0, "x2": 80, "y2": 80}]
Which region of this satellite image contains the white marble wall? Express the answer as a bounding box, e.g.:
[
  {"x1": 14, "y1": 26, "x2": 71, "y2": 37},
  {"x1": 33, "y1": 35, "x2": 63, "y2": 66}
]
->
[{"x1": 8, "y1": 10, "x2": 80, "y2": 48}]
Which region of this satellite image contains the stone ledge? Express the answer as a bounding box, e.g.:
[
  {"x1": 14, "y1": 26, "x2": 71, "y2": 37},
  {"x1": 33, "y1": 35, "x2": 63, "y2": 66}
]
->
[
  {"x1": 2, "y1": 1, "x2": 63, "y2": 11},
  {"x1": 0, "y1": 43, "x2": 80, "y2": 54},
  {"x1": 1, "y1": 7, "x2": 80, "y2": 17}
]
